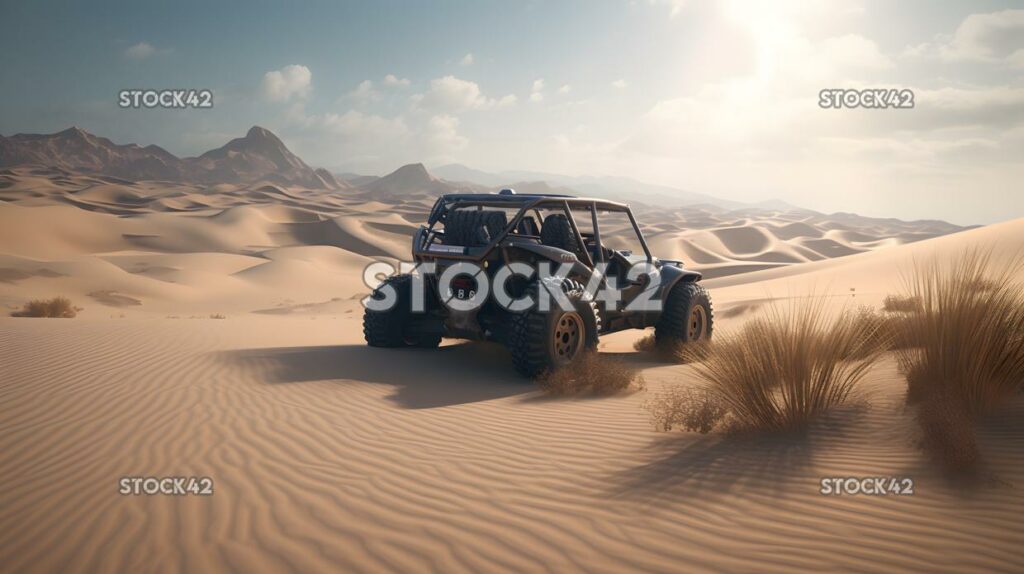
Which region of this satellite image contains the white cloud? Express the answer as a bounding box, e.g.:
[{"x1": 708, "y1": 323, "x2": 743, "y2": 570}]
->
[
  {"x1": 530, "y1": 78, "x2": 545, "y2": 103},
  {"x1": 425, "y1": 114, "x2": 468, "y2": 153},
  {"x1": 322, "y1": 110, "x2": 409, "y2": 140},
  {"x1": 558, "y1": 84, "x2": 571, "y2": 95},
  {"x1": 903, "y1": 10, "x2": 1024, "y2": 66},
  {"x1": 123, "y1": 42, "x2": 158, "y2": 60},
  {"x1": 416, "y1": 75, "x2": 516, "y2": 111},
  {"x1": 283, "y1": 104, "x2": 471, "y2": 169},
  {"x1": 348, "y1": 80, "x2": 378, "y2": 104},
  {"x1": 383, "y1": 74, "x2": 411, "y2": 87},
  {"x1": 611, "y1": 79, "x2": 628, "y2": 89},
  {"x1": 496, "y1": 94, "x2": 518, "y2": 107},
  {"x1": 945, "y1": 10, "x2": 1024, "y2": 61},
  {"x1": 460, "y1": 53, "x2": 475, "y2": 67},
  {"x1": 261, "y1": 64, "x2": 312, "y2": 103},
  {"x1": 346, "y1": 75, "x2": 410, "y2": 104}
]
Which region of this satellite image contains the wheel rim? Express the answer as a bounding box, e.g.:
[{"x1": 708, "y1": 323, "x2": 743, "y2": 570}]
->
[
  {"x1": 688, "y1": 305, "x2": 707, "y2": 340},
  {"x1": 554, "y1": 312, "x2": 584, "y2": 365}
]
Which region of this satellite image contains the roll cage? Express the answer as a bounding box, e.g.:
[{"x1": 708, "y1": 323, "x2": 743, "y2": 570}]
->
[{"x1": 414, "y1": 193, "x2": 653, "y2": 266}]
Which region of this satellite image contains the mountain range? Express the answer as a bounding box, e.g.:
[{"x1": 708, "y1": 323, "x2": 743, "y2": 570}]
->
[
  {"x1": 0, "y1": 126, "x2": 340, "y2": 189},
  {"x1": 0, "y1": 126, "x2": 944, "y2": 222},
  {"x1": 0, "y1": 125, "x2": 790, "y2": 211}
]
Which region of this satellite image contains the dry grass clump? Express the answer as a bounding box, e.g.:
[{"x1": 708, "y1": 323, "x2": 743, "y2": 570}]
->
[
  {"x1": 896, "y1": 251, "x2": 1024, "y2": 414},
  {"x1": 12, "y1": 296, "x2": 79, "y2": 318},
  {"x1": 894, "y1": 251, "x2": 1024, "y2": 474},
  {"x1": 845, "y1": 306, "x2": 899, "y2": 356},
  {"x1": 657, "y1": 298, "x2": 884, "y2": 433},
  {"x1": 645, "y1": 386, "x2": 728, "y2": 433},
  {"x1": 633, "y1": 331, "x2": 659, "y2": 353},
  {"x1": 537, "y1": 352, "x2": 646, "y2": 396},
  {"x1": 883, "y1": 294, "x2": 921, "y2": 313}
]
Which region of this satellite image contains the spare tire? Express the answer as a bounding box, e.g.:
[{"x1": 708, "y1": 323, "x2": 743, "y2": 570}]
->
[{"x1": 444, "y1": 209, "x2": 508, "y2": 247}]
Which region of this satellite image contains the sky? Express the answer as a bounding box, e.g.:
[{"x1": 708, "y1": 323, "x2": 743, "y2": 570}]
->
[{"x1": 1, "y1": 0, "x2": 1022, "y2": 225}]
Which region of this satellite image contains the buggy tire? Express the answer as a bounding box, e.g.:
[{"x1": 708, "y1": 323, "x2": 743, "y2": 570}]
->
[
  {"x1": 507, "y1": 278, "x2": 600, "y2": 378},
  {"x1": 655, "y1": 282, "x2": 713, "y2": 346},
  {"x1": 363, "y1": 274, "x2": 441, "y2": 348}
]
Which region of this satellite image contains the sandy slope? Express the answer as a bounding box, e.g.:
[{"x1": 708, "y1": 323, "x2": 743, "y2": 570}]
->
[
  {"x1": 2, "y1": 170, "x2": 1023, "y2": 572},
  {"x1": 2, "y1": 315, "x2": 1023, "y2": 572},
  {"x1": 706, "y1": 218, "x2": 1024, "y2": 320}
]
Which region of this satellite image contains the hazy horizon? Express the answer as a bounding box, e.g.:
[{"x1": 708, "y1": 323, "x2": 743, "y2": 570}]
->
[{"x1": 2, "y1": 0, "x2": 1022, "y2": 225}]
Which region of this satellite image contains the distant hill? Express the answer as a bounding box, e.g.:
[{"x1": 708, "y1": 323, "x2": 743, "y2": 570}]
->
[
  {"x1": 356, "y1": 163, "x2": 484, "y2": 199},
  {"x1": 0, "y1": 125, "x2": 342, "y2": 189},
  {"x1": 191, "y1": 126, "x2": 339, "y2": 189},
  {"x1": 0, "y1": 127, "x2": 190, "y2": 181}
]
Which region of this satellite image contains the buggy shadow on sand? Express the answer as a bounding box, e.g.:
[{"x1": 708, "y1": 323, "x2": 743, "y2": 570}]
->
[{"x1": 364, "y1": 189, "x2": 713, "y2": 377}]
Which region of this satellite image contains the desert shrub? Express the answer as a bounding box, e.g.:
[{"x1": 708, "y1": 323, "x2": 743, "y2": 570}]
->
[
  {"x1": 843, "y1": 306, "x2": 897, "y2": 356},
  {"x1": 644, "y1": 386, "x2": 728, "y2": 433},
  {"x1": 846, "y1": 305, "x2": 920, "y2": 354},
  {"x1": 893, "y1": 251, "x2": 1024, "y2": 476},
  {"x1": 683, "y1": 298, "x2": 883, "y2": 432},
  {"x1": 633, "y1": 331, "x2": 658, "y2": 353},
  {"x1": 537, "y1": 352, "x2": 646, "y2": 396},
  {"x1": 12, "y1": 296, "x2": 79, "y2": 318},
  {"x1": 895, "y1": 250, "x2": 1024, "y2": 415},
  {"x1": 209, "y1": 313, "x2": 227, "y2": 319},
  {"x1": 882, "y1": 294, "x2": 921, "y2": 313}
]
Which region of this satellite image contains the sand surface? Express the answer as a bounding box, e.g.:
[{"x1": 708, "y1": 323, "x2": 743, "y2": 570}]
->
[{"x1": 2, "y1": 170, "x2": 1023, "y2": 572}]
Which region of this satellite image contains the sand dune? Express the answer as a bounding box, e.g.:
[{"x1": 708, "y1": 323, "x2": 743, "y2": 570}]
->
[
  {"x1": 2, "y1": 317, "x2": 1022, "y2": 572},
  {"x1": 1, "y1": 167, "x2": 1022, "y2": 571},
  {"x1": 0, "y1": 170, "x2": 421, "y2": 314},
  {"x1": 706, "y1": 217, "x2": 1024, "y2": 319}
]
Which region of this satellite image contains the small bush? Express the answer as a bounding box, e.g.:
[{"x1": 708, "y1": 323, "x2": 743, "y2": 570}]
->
[
  {"x1": 537, "y1": 352, "x2": 646, "y2": 396},
  {"x1": 893, "y1": 250, "x2": 1024, "y2": 475},
  {"x1": 883, "y1": 294, "x2": 921, "y2": 313},
  {"x1": 895, "y1": 250, "x2": 1024, "y2": 415},
  {"x1": 682, "y1": 297, "x2": 883, "y2": 432},
  {"x1": 209, "y1": 313, "x2": 227, "y2": 319},
  {"x1": 12, "y1": 297, "x2": 79, "y2": 318},
  {"x1": 633, "y1": 331, "x2": 658, "y2": 353},
  {"x1": 846, "y1": 305, "x2": 911, "y2": 354},
  {"x1": 645, "y1": 386, "x2": 728, "y2": 433}
]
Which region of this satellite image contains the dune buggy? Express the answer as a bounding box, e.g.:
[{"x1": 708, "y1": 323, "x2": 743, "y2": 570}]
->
[{"x1": 363, "y1": 190, "x2": 713, "y2": 377}]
